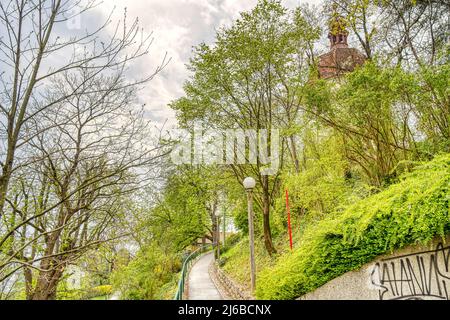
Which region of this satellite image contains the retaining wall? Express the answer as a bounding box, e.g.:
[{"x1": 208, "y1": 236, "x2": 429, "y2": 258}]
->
[
  {"x1": 299, "y1": 235, "x2": 450, "y2": 300},
  {"x1": 209, "y1": 262, "x2": 254, "y2": 300}
]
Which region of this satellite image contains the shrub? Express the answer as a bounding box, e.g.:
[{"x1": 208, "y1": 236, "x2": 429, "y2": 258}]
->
[
  {"x1": 89, "y1": 285, "x2": 113, "y2": 298},
  {"x1": 111, "y1": 243, "x2": 181, "y2": 300},
  {"x1": 221, "y1": 232, "x2": 242, "y2": 254}
]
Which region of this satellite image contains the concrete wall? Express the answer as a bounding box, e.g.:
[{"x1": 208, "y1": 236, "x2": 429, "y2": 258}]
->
[{"x1": 299, "y1": 236, "x2": 450, "y2": 300}]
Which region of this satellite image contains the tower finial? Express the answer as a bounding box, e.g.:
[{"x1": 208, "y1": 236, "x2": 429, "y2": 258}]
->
[{"x1": 328, "y1": 6, "x2": 349, "y2": 49}]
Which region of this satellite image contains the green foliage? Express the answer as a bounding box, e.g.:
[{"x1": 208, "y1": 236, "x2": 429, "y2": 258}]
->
[
  {"x1": 334, "y1": 62, "x2": 417, "y2": 185},
  {"x1": 412, "y1": 64, "x2": 450, "y2": 148},
  {"x1": 304, "y1": 59, "x2": 442, "y2": 187},
  {"x1": 221, "y1": 236, "x2": 276, "y2": 290},
  {"x1": 90, "y1": 285, "x2": 113, "y2": 297},
  {"x1": 56, "y1": 285, "x2": 113, "y2": 300},
  {"x1": 221, "y1": 232, "x2": 242, "y2": 255},
  {"x1": 256, "y1": 154, "x2": 450, "y2": 299},
  {"x1": 303, "y1": 79, "x2": 332, "y2": 114},
  {"x1": 233, "y1": 209, "x2": 249, "y2": 234},
  {"x1": 170, "y1": 0, "x2": 324, "y2": 256},
  {"x1": 220, "y1": 229, "x2": 303, "y2": 292},
  {"x1": 147, "y1": 166, "x2": 222, "y2": 251},
  {"x1": 56, "y1": 288, "x2": 84, "y2": 301},
  {"x1": 154, "y1": 275, "x2": 179, "y2": 300},
  {"x1": 277, "y1": 133, "x2": 364, "y2": 220}
]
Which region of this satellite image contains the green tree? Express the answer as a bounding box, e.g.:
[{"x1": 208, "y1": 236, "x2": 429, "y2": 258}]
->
[{"x1": 171, "y1": 0, "x2": 321, "y2": 255}]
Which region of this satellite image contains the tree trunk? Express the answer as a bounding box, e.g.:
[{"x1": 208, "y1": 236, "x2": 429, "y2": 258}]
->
[
  {"x1": 289, "y1": 135, "x2": 300, "y2": 173},
  {"x1": 24, "y1": 267, "x2": 33, "y2": 300},
  {"x1": 211, "y1": 214, "x2": 218, "y2": 259},
  {"x1": 0, "y1": 150, "x2": 14, "y2": 217},
  {"x1": 31, "y1": 267, "x2": 64, "y2": 300},
  {"x1": 30, "y1": 229, "x2": 64, "y2": 300},
  {"x1": 262, "y1": 176, "x2": 276, "y2": 255}
]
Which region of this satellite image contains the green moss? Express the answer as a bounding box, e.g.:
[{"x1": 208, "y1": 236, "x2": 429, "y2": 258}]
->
[{"x1": 256, "y1": 154, "x2": 450, "y2": 299}]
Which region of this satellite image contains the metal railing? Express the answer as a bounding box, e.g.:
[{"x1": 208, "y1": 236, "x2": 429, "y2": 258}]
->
[{"x1": 173, "y1": 244, "x2": 213, "y2": 300}]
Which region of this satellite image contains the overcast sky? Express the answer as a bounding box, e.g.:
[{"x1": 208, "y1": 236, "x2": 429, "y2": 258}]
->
[{"x1": 89, "y1": 0, "x2": 323, "y2": 129}]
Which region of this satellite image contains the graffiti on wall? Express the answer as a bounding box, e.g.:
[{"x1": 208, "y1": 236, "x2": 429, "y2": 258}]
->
[{"x1": 369, "y1": 243, "x2": 450, "y2": 300}]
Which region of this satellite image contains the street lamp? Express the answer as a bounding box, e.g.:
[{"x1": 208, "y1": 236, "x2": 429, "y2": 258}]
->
[{"x1": 243, "y1": 177, "x2": 256, "y2": 293}]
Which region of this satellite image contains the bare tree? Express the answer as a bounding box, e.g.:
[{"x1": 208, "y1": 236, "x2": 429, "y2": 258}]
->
[
  {"x1": 0, "y1": 0, "x2": 167, "y2": 217},
  {"x1": 378, "y1": 0, "x2": 449, "y2": 67},
  {"x1": 0, "y1": 66, "x2": 167, "y2": 299},
  {"x1": 0, "y1": 0, "x2": 169, "y2": 299}
]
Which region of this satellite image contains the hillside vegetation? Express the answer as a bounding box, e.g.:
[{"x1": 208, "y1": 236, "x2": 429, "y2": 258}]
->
[{"x1": 251, "y1": 154, "x2": 449, "y2": 299}]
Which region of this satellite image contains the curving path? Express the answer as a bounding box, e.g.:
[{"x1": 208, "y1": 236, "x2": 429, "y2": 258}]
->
[{"x1": 188, "y1": 252, "x2": 223, "y2": 300}]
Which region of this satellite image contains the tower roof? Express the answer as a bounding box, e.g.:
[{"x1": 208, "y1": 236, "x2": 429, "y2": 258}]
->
[
  {"x1": 318, "y1": 11, "x2": 366, "y2": 79},
  {"x1": 328, "y1": 12, "x2": 349, "y2": 50}
]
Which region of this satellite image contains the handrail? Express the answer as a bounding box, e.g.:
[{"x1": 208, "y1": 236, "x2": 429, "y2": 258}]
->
[{"x1": 173, "y1": 244, "x2": 213, "y2": 300}]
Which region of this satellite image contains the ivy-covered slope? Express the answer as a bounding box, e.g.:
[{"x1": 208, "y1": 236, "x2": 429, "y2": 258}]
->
[{"x1": 256, "y1": 154, "x2": 450, "y2": 300}]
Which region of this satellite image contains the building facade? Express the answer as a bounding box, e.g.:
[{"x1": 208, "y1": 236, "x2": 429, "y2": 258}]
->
[{"x1": 318, "y1": 14, "x2": 366, "y2": 79}]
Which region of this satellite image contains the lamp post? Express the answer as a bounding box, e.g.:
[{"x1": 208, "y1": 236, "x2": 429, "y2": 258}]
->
[{"x1": 243, "y1": 177, "x2": 256, "y2": 293}]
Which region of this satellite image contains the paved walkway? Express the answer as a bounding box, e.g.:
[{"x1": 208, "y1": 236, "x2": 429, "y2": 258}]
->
[{"x1": 188, "y1": 252, "x2": 222, "y2": 300}]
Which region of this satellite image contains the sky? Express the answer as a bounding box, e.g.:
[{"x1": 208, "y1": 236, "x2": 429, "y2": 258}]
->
[{"x1": 89, "y1": 0, "x2": 324, "y2": 129}]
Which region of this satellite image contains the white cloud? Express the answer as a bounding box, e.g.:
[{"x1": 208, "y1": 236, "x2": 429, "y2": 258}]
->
[{"x1": 89, "y1": 0, "x2": 323, "y2": 128}]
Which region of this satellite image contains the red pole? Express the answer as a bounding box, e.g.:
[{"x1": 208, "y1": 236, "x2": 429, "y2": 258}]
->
[{"x1": 285, "y1": 189, "x2": 293, "y2": 251}]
